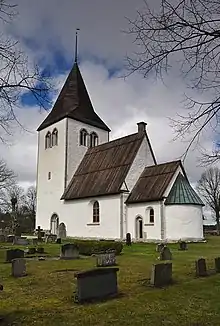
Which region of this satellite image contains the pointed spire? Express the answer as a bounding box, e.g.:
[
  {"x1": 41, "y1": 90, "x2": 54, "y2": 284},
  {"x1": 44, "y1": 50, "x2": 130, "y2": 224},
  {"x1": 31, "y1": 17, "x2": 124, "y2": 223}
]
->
[{"x1": 75, "y1": 28, "x2": 80, "y2": 63}]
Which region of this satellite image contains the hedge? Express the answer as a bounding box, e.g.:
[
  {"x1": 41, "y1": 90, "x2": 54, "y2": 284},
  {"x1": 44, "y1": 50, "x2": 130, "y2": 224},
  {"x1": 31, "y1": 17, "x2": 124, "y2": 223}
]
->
[{"x1": 70, "y1": 240, "x2": 123, "y2": 256}]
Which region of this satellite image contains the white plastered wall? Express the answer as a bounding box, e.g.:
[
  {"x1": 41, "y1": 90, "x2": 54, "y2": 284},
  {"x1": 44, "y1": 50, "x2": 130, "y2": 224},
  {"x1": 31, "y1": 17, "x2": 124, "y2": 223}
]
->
[
  {"x1": 126, "y1": 202, "x2": 162, "y2": 241},
  {"x1": 165, "y1": 205, "x2": 204, "y2": 240}
]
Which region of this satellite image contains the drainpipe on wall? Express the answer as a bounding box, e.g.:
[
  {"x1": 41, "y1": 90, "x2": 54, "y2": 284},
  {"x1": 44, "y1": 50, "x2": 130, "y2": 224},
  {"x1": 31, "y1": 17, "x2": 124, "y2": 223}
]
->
[
  {"x1": 160, "y1": 200, "x2": 165, "y2": 240},
  {"x1": 120, "y1": 193, "x2": 124, "y2": 240}
]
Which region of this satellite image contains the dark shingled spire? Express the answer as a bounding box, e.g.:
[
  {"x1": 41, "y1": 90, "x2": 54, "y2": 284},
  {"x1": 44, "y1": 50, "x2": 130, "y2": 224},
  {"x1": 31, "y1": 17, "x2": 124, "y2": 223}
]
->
[
  {"x1": 37, "y1": 63, "x2": 110, "y2": 131},
  {"x1": 37, "y1": 31, "x2": 110, "y2": 132}
]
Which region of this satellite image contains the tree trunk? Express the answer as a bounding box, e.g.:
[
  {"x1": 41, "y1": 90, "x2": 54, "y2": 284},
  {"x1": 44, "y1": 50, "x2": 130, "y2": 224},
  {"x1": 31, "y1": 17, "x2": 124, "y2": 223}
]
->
[{"x1": 216, "y1": 211, "x2": 220, "y2": 235}]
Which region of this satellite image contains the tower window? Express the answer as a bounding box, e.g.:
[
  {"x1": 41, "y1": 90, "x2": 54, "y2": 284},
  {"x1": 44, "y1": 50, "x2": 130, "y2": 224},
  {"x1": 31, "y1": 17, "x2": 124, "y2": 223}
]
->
[
  {"x1": 45, "y1": 131, "x2": 51, "y2": 149},
  {"x1": 52, "y1": 128, "x2": 58, "y2": 146},
  {"x1": 80, "y1": 129, "x2": 88, "y2": 146},
  {"x1": 90, "y1": 132, "x2": 98, "y2": 147},
  {"x1": 93, "y1": 201, "x2": 100, "y2": 223}
]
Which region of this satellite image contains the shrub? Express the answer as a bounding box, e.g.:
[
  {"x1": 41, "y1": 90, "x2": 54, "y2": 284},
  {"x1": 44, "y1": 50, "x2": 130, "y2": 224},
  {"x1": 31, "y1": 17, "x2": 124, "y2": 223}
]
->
[{"x1": 71, "y1": 240, "x2": 123, "y2": 256}]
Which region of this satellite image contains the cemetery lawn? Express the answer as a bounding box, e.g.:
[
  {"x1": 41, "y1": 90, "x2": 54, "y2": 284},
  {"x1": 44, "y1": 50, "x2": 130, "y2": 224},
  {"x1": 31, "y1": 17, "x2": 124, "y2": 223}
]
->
[{"x1": 1, "y1": 238, "x2": 220, "y2": 325}]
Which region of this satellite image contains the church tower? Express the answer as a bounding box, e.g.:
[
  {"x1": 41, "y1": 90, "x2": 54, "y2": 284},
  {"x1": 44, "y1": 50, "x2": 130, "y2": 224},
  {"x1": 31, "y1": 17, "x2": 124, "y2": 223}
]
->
[{"x1": 36, "y1": 33, "x2": 110, "y2": 232}]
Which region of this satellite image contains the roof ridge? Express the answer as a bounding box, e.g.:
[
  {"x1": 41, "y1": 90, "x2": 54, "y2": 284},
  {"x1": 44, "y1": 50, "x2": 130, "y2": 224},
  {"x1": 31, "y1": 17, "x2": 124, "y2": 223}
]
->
[
  {"x1": 86, "y1": 132, "x2": 142, "y2": 154},
  {"x1": 75, "y1": 163, "x2": 131, "y2": 177}
]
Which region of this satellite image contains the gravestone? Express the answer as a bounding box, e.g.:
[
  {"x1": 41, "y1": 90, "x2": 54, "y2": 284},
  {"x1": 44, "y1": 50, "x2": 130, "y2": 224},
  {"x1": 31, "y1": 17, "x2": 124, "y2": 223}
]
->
[
  {"x1": 13, "y1": 237, "x2": 29, "y2": 246},
  {"x1": 37, "y1": 226, "x2": 43, "y2": 241},
  {"x1": 60, "y1": 243, "x2": 79, "y2": 260},
  {"x1": 58, "y1": 223, "x2": 67, "y2": 239},
  {"x1": 96, "y1": 251, "x2": 116, "y2": 267},
  {"x1": 56, "y1": 238, "x2": 61, "y2": 244},
  {"x1": 27, "y1": 247, "x2": 36, "y2": 255},
  {"x1": 150, "y1": 263, "x2": 172, "y2": 287},
  {"x1": 36, "y1": 247, "x2": 44, "y2": 254},
  {"x1": 126, "y1": 233, "x2": 132, "y2": 246},
  {"x1": 6, "y1": 249, "x2": 24, "y2": 262},
  {"x1": 160, "y1": 246, "x2": 172, "y2": 260},
  {"x1": 156, "y1": 243, "x2": 165, "y2": 252},
  {"x1": 215, "y1": 257, "x2": 220, "y2": 273},
  {"x1": 74, "y1": 267, "x2": 119, "y2": 303},
  {"x1": 178, "y1": 241, "x2": 188, "y2": 251},
  {"x1": 6, "y1": 235, "x2": 15, "y2": 243},
  {"x1": 195, "y1": 258, "x2": 207, "y2": 277},
  {"x1": 32, "y1": 238, "x2": 38, "y2": 245},
  {"x1": 11, "y1": 258, "x2": 27, "y2": 277},
  {"x1": 0, "y1": 235, "x2": 5, "y2": 243}
]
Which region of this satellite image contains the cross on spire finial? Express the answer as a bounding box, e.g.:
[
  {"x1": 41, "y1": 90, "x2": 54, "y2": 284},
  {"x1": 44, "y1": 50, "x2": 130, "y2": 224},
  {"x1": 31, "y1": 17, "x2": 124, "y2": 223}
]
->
[{"x1": 75, "y1": 28, "x2": 80, "y2": 63}]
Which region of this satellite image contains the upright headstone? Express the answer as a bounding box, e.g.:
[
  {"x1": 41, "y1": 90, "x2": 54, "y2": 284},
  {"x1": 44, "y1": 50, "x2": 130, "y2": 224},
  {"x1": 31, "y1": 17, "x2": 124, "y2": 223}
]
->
[
  {"x1": 60, "y1": 243, "x2": 79, "y2": 260},
  {"x1": 126, "y1": 233, "x2": 132, "y2": 246},
  {"x1": 215, "y1": 257, "x2": 220, "y2": 273},
  {"x1": 179, "y1": 241, "x2": 188, "y2": 251},
  {"x1": 6, "y1": 249, "x2": 24, "y2": 262},
  {"x1": 74, "y1": 267, "x2": 119, "y2": 303},
  {"x1": 160, "y1": 246, "x2": 172, "y2": 260},
  {"x1": 56, "y1": 238, "x2": 61, "y2": 244},
  {"x1": 195, "y1": 258, "x2": 207, "y2": 277},
  {"x1": 13, "y1": 237, "x2": 29, "y2": 246},
  {"x1": 37, "y1": 226, "x2": 43, "y2": 241},
  {"x1": 11, "y1": 258, "x2": 27, "y2": 277},
  {"x1": 150, "y1": 263, "x2": 172, "y2": 287},
  {"x1": 58, "y1": 223, "x2": 67, "y2": 239},
  {"x1": 96, "y1": 251, "x2": 116, "y2": 267}
]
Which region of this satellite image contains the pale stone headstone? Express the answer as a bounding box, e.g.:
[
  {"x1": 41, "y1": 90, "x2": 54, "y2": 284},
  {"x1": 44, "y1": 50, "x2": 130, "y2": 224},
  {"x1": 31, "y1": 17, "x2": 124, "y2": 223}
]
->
[
  {"x1": 11, "y1": 258, "x2": 27, "y2": 277},
  {"x1": 96, "y1": 251, "x2": 116, "y2": 267},
  {"x1": 160, "y1": 246, "x2": 172, "y2": 260},
  {"x1": 60, "y1": 243, "x2": 79, "y2": 260},
  {"x1": 150, "y1": 263, "x2": 172, "y2": 287},
  {"x1": 195, "y1": 258, "x2": 207, "y2": 277},
  {"x1": 74, "y1": 267, "x2": 119, "y2": 303},
  {"x1": 58, "y1": 223, "x2": 67, "y2": 239}
]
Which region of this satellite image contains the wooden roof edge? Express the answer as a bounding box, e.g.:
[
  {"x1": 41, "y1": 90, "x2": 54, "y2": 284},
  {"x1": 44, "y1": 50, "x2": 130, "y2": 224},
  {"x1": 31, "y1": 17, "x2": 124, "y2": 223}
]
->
[
  {"x1": 125, "y1": 197, "x2": 164, "y2": 204},
  {"x1": 61, "y1": 189, "x2": 129, "y2": 201}
]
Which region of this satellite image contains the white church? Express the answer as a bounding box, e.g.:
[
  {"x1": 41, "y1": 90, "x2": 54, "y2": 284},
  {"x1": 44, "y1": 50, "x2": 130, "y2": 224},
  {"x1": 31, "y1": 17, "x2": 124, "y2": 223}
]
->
[{"x1": 36, "y1": 57, "x2": 204, "y2": 242}]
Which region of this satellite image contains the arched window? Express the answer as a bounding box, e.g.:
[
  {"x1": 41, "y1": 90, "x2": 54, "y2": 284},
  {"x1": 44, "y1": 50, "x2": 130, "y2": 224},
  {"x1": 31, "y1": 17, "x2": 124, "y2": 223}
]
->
[
  {"x1": 90, "y1": 132, "x2": 98, "y2": 147},
  {"x1": 80, "y1": 129, "x2": 88, "y2": 146},
  {"x1": 50, "y1": 213, "x2": 59, "y2": 235},
  {"x1": 149, "y1": 208, "x2": 154, "y2": 223},
  {"x1": 45, "y1": 131, "x2": 51, "y2": 149},
  {"x1": 93, "y1": 201, "x2": 100, "y2": 223},
  {"x1": 52, "y1": 128, "x2": 58, "y2": 146}
]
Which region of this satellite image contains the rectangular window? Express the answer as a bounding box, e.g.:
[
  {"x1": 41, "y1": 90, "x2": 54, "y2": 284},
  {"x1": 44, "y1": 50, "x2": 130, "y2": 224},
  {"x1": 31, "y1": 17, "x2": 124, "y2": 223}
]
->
[{"x1": 48, "y1": 172, "x2": 51, "y2": 180}]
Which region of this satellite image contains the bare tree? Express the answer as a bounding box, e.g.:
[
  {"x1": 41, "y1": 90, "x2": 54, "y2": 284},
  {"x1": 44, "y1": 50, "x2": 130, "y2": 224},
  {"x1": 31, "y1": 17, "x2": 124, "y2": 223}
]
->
[
  {"x1": 126, "y1": 0, "x2": 220, "y2": 163},
  {"x1": 24, "y1": 185, "x2": 36, "y2": 230},
  {"x1": 0, "y1": 1, "x2": 52, "y2": 141},
  {"x1": 0, "y1": 159, "x2": 16, "y2": 209},
  {"x1": 197, "y1": 167, "x2": 220, "y2": 234}
]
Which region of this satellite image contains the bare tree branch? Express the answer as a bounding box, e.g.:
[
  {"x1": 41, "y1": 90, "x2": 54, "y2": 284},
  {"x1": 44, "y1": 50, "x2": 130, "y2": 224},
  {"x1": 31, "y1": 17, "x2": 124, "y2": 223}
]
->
[{"x1": 125, "y1": 0, "x2": 220, "y2": 164}]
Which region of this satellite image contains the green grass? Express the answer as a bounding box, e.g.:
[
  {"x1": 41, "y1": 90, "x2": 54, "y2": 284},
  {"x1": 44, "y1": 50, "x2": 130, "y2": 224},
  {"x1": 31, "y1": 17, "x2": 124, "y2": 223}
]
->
[{"x1": 1, "y1": 237, "x2": 220, "y2": 325}]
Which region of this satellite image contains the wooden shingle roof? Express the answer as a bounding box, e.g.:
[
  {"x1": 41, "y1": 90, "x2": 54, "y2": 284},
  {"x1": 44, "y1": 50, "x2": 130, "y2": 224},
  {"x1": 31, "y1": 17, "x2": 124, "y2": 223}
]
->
[
  {"x1": 37, "y1": 63, "x2": 110, "y2": 132},
  {"x1": 61, "y1": 132, "x2": 145, "y2": 200},
  {"x1": 126, "y1": 160, "x2": 184, "y2": 204}
]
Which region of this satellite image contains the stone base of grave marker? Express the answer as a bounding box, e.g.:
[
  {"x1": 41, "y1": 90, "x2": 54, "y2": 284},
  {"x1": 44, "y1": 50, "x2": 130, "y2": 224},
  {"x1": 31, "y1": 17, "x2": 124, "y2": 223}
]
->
[
  {"x1": 150, "y1": 263, "x2": 172, "y2": 287},
  {"x1": 11, "y1": 258, "x2": 27, "y2": 277}
]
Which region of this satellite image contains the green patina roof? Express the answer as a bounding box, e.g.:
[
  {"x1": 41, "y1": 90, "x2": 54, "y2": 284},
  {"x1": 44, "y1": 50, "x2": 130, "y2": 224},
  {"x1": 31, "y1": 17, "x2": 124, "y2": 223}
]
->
[{"x1": 165, "y1": 173, "x2": 204, "y2": 206}]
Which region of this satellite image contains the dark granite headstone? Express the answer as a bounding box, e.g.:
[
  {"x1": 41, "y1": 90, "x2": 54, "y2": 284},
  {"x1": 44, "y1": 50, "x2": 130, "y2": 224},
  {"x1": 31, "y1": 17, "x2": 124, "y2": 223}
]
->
[
  {"x1": 178, "y1": 241, "x2": 188, "y2": 251},
  {"x1": 11, "y1": 258, "x2": 27, "y2": 277},
  {"x1": 74, "y1": 267, "x2": 119, "y2": 303},
  {"x1": 60, "y1": 243, "x2": 79, "y2": 260},
  {"x1": 27, "y1": 247, "x2": 36, "y2": 255},
  {"x1": 160, "y1": 246, "x2": 172, "y2": 260},
  {"x1": 215, "y1": 257, "x2": 220, "y2": 273},
  {"x1": 150, "y1": 263, "x2": 172, "y2": 287},
  {"x1": 6, "y1": 249, "x2": 24, "y2": 262},
  {"x1": 126, "y1": 233, "x2": 132, "y2": 246},
  {"x1": 195, "y1": 258, "x2": 207, "y2": 277},
  {"x1": 96, "y1": 251, "x2": 116, "y2": 267},
  {"x1": 56, "y1": 238, "x2": 61, "y2": 244}
]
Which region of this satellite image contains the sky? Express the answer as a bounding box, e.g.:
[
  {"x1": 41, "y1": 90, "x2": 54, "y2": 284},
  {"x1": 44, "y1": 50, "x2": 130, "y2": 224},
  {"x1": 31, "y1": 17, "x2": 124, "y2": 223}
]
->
[{"x1": 0, "y1": 0, "x2": 217, "y2": 222}]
